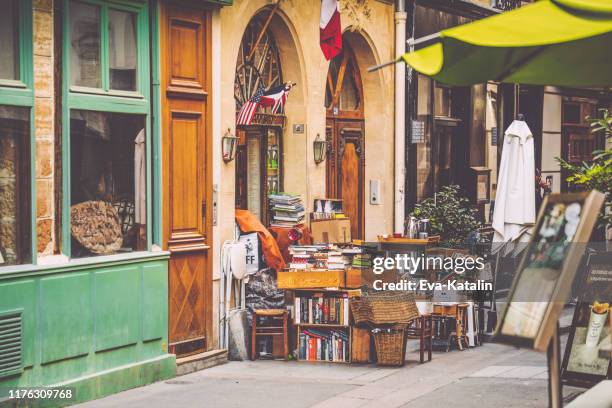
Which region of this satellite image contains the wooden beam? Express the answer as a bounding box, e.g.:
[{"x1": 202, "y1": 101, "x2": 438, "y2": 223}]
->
[{"x1": 247, "y1": 0, "x2": 281, "y2": 62}]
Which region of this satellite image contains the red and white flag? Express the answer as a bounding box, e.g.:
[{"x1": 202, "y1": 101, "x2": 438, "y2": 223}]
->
[{"x1": 320, "y1": 0, "x2": 342, "y2": 60}]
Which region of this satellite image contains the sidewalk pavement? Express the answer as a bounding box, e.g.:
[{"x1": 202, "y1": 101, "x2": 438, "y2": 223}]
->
[{"x1": 75, "y1": 341, "x2": 574, "y2": 408}]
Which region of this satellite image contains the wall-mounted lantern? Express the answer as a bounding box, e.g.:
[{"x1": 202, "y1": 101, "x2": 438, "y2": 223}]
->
[
  {"x1": 222, "y1": 128, "x2": 239, "y2": 163},
  {"x1": 313, "y1": 133, "x2": 327, "y2": 165}
]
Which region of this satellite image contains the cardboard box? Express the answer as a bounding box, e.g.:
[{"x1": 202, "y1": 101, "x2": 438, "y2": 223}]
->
[{"x1": 310, "y1": 218, "x2": 351, "y2": 243}]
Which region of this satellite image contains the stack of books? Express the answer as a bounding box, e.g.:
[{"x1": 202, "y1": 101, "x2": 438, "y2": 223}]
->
[
  {"x1": 269, "y1": 193, "x2": 305, "y2": 227},
  {"x1": 298, "y1": 328, "x2": 349, "y2": 362},
  {"x1": 326, "y1": 251, "x2": 351, "y2": 270},
  {"x1": 294, "y1": 293, "x2": 350, "y2": 325},
  {"x1": 288, "y1": 245, "x2": 328, "y2": 269},
  {"x1": 287, "y1": 244, "x2": 367, "y2": 271},
  {"x1": 351, "y1": 253, "x2": 372, "y2": 269}
]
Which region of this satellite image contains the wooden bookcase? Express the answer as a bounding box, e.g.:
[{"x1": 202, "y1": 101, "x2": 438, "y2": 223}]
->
[{"x1": 290, "y1": 288, "x2": 370, "y2": 363}]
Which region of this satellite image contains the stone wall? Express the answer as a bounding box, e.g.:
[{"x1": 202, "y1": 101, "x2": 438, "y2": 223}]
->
[{"x1": 33, "y1": 0, "x2": 55, "y2": 256}]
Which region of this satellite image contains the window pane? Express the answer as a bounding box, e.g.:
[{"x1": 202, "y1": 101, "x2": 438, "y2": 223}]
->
[
  {"x1": 70, "y1": 2, "x2": 101, "y2": 88},
  {"x1": 434, "y1": 85, "x2": 452, "y2": 118},
  {"x1": 70, "y1": 110, "x2": 146, "y2": 257},
  {"x1": 339, "y1": 61, "x2": 360, "y2": 111},
  {"x1": 0, "y1": 106, "x2": 30, "y2": 266},
  {"x1": 109, "y1": 9, "x2": 138, "y2": 91},
  {"x1": 0, "y1": 0, "x2": 19, "y2": 80}
]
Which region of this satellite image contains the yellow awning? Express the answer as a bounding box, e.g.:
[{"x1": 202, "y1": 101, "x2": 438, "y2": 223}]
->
[{"x1": 402, "y1": 0, "x2": 612, "y2": 86}]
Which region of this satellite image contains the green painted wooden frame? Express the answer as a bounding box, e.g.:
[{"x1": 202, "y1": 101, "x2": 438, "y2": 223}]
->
[
  {"x1": 0, "y1": 0, "x2": 36, "y2": 266},
  {"x1": 62, "y1": 0, "x2": 155, "y2": 258}
]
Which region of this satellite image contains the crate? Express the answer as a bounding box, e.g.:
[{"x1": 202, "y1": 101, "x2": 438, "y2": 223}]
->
[{"x1": 277, "y1": 270, "x2": 345, "y2": 289}]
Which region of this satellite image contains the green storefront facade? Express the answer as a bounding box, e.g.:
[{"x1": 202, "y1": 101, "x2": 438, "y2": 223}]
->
[{"x1": 0, "y1": 0, "x2": 231, "y2": 405}]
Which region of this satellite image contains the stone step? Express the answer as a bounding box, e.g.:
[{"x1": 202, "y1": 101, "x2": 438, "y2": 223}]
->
[{"x1": 176, "y1": 349, "x2": 228, "y2": 376}]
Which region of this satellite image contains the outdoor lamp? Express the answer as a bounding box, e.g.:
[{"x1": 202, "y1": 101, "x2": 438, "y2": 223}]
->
[
  {"x1": 313, "y1": 133, "x2": 327, "y2": 165},
  {"x1": 222, "y1": 128, "x2": 239, "y2": 163}
]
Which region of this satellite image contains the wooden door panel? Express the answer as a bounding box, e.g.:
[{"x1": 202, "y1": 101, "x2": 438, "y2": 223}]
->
[
  {"x1": 340, "y1": 142, "x2": 360, "y2": 239},
  {"x1": 170, "y1": 21, "x2": 200, "y2": 83},
  {"x1": 169, "y1": 113, "x2": 202, "y2": 236},
  {"x1": 166, "y1": 8, "x2": 207, "y2": 98},
  {"x1": 169, "y1": 253, "x2": 206, "y2": 342}
]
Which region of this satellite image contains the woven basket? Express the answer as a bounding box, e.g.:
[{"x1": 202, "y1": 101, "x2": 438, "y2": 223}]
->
[
  {"x1": 373, "y1": 327, "x2": 406, "y2": 366},
  {"x1": 350, "y1": 291, "x2": 419, "y2": 326}
]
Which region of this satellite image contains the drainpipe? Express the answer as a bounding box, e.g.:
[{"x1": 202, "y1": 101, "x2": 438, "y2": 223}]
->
[{"x1": 394, "y1": 0, "x2": 407, "y2": 234}]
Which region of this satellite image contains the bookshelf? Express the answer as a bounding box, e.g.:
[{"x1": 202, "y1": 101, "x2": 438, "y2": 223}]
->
[{"x1": 291, "y1": 288, "x2": 370, "y2": 364}]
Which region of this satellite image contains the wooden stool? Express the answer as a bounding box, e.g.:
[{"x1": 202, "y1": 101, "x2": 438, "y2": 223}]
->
[
  {"x1": 251, "y1": 309, "x2": 288, "y2": 361},
  {"x1": 405, "y1": 315, "x2": 433, "y2": 363}
]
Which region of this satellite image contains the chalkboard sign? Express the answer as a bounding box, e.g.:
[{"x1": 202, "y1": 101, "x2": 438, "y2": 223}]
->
[
  {"x1": 495, "y1": 191, "x2": 605, "y2": 351},
  {"x1": 562, "y1": 251, "x2": 612, "y2": 388}
]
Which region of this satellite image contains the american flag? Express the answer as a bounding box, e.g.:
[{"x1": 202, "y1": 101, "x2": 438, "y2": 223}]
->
[{"x1": 236, "y1": 83, "x2": 292, "y2": 126}]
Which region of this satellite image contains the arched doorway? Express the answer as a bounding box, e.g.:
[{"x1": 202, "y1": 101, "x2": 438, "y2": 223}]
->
[
  {"x1": 325, "y1": 42, "x2": 365, "y2": 239},
  {"x1": 234, "y1": 13, "x2": 285, "y2": 224}
]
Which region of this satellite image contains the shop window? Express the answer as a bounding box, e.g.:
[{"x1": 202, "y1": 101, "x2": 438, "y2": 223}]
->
[
  {"x1": 0, "y1": 106, "x2": 31, "y2": 266},
  {"x1": 69, "y1": 0, "x2": 139, "y2": 92},
  {"x1": 0, "y1": 0, "x2": 19, "y2": 81},
  {"x1": 69, "y1": 110, "x2": 146, "y2": 257}
]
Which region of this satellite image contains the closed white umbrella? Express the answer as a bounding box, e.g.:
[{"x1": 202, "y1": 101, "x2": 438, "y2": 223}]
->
[{"x1": 492, "y1": 119, "x2": 536, "y2": 248}]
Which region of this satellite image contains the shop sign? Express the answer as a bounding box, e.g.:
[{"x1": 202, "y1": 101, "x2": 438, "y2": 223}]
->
[{"x1": 494, "y1": 191, "x2": 605, "y2": 351}]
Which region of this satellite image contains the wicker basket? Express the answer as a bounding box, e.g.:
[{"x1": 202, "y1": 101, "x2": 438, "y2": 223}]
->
[
  {"x1": 350, "y1": 291, "x2": 419, "y2": 326},
  {"x1": 372, "y1": 327, "x2": 407, "y2": 366}
]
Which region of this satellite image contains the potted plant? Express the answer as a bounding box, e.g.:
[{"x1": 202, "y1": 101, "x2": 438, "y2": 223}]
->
[{"x1": 411, "y1": 185, "x2": 481, "y2": 248}]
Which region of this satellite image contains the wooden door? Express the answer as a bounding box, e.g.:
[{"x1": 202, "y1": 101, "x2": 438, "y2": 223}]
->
[
  {"x1": 326, "y1": 120, "x2": 365, "y2": 239},
  {"x1": 325, "y1": 43, "x2": 365, "y2": 239},
  {"x1": 160, "y1": 2, "x2": 212, "y2": 357}
]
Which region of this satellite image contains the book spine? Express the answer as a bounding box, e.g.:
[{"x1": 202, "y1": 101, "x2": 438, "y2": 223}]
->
[
  {"x1": 295, "y1": 297, "x2": 300, "y2": 324},
  {"x1": 343, "y1": 298, "x2": 349, "y2": 326},
  {"x1": 308, "y1": 299, "x2": 313, "y2": 324}
]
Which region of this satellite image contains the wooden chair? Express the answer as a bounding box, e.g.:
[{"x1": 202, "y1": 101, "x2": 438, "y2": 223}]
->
[
  {"x1": 251, "y1": 309, "x2": 288, "y2": 361},
  {"x1": 405, "y1": 315, "x2": 433, "y2": 363}
]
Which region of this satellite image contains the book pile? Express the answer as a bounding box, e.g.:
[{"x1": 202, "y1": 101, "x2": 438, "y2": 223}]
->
[
  {"x1": 351, "y1": 253, "x2": 372, "y2": 269},
  {"x1": 287, "y1": 245, "x2": 366, "y2": 271},
  {"x1": 298, "y1": 328, "x2": 349, "y2": 362},
  {"x1": 326, "y1": 250, "x2": 351, "y2": 270},
  {"x1": 294, "y1": 293, "x2": 350, "y2": 325},
  {"x1": 269, "y1": 193, "x2": 305, "y2": 227},
  {"x1": 288, "y1": 245, "x2": 328, "y2": 269}
]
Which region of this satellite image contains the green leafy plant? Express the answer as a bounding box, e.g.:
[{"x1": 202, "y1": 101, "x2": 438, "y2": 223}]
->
[
  {"x1": 411, "y1": 185, "x2": 481, "y2": 248},
  {"x1": 557, "y1": 108, "x2": 612, "y2": 229}
]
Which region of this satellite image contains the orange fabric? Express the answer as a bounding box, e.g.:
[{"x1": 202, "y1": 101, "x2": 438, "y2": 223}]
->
[{"x1": 235, "y1": 209, "x2": 286, "y2": 271}]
